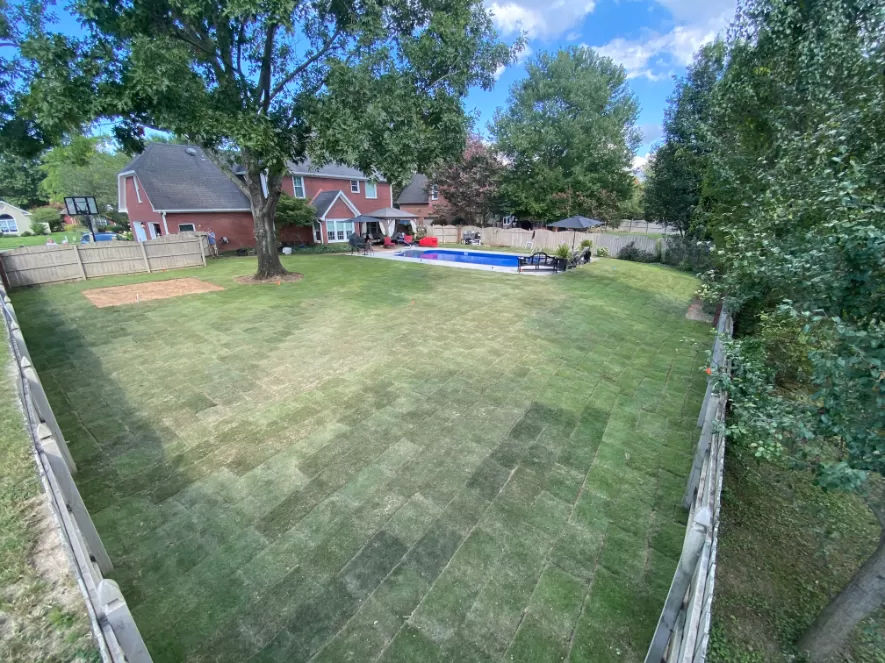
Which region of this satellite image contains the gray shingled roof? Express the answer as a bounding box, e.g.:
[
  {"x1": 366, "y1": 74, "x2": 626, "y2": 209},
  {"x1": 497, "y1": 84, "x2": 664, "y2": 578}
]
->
[
  {"x1": 311, "y1": 190, "x2": 345, "y2": 218},
  {"x1": 287, "y1": 157, "x2": 384, "y2": 182},
  {"x1": 397, "y1": 173, "x2": 431, "y2": 205},
  {"x1": 121, "y1": 144, "x2": 250, "y2": 211}
]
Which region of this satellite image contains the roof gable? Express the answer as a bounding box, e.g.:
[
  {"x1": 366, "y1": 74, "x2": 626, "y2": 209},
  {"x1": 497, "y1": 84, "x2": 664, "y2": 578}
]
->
[
  {"x1": 311, "y1": 190, "x2": 359, "y2": 219},
  {"x1": 119, "y1": 144, "x2": 250, "y2": 212},
  {"x1": 0, "y1": 201, "x2": 32, "y2": 215},
  {"x1": 397, "y1": 174, "x2": 431, "y2": 205}
]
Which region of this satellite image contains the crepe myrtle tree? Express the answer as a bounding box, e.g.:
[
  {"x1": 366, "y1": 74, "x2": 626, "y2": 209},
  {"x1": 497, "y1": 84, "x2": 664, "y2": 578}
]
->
[{"x1": 23, "y1": 0, "x2": 516, "y2": 278}]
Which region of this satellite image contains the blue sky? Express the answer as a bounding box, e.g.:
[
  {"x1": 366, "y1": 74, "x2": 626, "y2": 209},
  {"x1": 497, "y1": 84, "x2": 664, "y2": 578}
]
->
[{"x1": 468, "y1": 0, "x2": 736, "y2": 167}]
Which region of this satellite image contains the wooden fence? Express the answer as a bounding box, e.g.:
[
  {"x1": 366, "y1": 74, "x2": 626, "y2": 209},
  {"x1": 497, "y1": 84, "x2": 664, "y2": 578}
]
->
[
  {"x1": 1, "y1": 284, "x2": 152, "y2": 662},
  {"x1": 645, "y1": 311, "x2": 732, "y2": 663},
  {"x1": 0, "y1": 234, "x2": 206, "y2": 288},
  {"x1": 428, "y1": 225, "x2": 663, "y2": 257}
]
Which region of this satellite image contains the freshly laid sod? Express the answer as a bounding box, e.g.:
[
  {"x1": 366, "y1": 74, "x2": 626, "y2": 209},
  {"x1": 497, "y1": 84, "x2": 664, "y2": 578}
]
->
[{"x1": 12, "y1": 255, "x2": 710, "y2": 662}]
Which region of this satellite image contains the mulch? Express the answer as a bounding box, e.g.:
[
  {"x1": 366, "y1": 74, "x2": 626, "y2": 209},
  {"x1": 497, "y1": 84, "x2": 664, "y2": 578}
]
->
[
  {"x1": 233, "y1": 272, "x2": 304, "y2": 285},
  {"x1": 82, "y1": 278, "x2": 224, "y2": 308}
]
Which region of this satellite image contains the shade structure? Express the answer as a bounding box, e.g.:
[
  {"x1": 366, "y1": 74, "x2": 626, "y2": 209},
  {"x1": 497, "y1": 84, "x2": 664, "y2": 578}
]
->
[
  {"x1": 547, "y1": 216, "x2": 604, "y2": 249},
  {"x1": 348, "y1": 215, "x2": 382, "y2": 224},
  {"x1": 547, "y1": 216, "x2": 604, "y2": 230},
  {"x1": 364, "y1": 207, "x2": 418, "y2": 219}
]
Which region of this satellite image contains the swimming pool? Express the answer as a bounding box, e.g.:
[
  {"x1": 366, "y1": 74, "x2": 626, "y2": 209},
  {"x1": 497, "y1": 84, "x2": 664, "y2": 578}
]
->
[{"x1": 397, "y1": 248, "x2": 520, "y2": 268}]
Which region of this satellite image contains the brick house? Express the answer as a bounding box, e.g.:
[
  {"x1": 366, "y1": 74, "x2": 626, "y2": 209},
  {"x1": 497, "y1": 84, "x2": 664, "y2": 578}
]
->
[
  {"x1": 117, "y1": 143, "x2": 393, "y2": 250},
  {"x1": 396, "y1": 173, "x2": 447, "y2": 226}
]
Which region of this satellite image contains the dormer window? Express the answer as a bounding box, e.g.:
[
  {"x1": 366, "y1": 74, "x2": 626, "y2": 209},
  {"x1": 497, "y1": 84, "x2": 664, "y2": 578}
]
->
[
  {"x1": 350, "y1": 180, "x2": 360, "y2": 194},
  {"x1": 430, "y1": 185, "x2": 439, "y2": 201}
]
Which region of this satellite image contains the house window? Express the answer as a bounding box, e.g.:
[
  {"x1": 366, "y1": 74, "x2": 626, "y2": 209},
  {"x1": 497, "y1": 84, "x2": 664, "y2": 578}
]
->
[
  {"x1": 0, "y1": 215, "x2": 18, "y2": 233},
  {"x1": 178, "y1": 223, "x2": 196, "y2": 232},
  {"x1": 293, "y1": 176, "x2": 306, "y2": 198},
  {"x1": 326, "y1": 220, "x2": 354, "y2": 243},
  {"x1": 430, "y1": 185, "x2": 439, "y2": 201},
  {"x1": 350, "y1": 180, "x2": 360, "y2": 194},
  {"x1": 365, "y1": 181, "x2": 378, "y2": 199}
]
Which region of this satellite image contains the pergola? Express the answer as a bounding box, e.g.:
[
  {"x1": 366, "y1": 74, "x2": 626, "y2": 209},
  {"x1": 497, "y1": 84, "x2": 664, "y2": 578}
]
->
[{"x1": 364, "y1": 207, "x2": 418, "y2": 237}]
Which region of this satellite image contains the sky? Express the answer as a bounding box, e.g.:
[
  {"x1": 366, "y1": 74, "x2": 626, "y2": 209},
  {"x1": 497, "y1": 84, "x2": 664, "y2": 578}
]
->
[{"x1": 469, "y1": 0, "x2": 737, "y2": 167}]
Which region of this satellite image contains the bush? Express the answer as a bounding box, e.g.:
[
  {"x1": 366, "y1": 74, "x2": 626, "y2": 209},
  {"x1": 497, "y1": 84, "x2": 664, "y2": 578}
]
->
[
  {"x1": 20, "y1": 231, "x2": 33, "y2": 237},
  {"x1": 661, "y1": 236, "x2": 713, "y2": 272},
  {"x1": 29, "y1": 217, "x2": 48, "y2": 235},
  {"x1": 31, "y1": 206, "x2": 64, "y2": 232},
  {"x1": 554, "y1": 244, "x2": 571, "y2": 259},
  {"x1": 580, "y1": 238, "x2": 593, "y2": 249},
  {"x1": 617, "y1": 241, "x2": 659, "y2": 263},
  {"x1": 287, "y1": 243, "x2": 352, "y2": 254},
  {"x1": 596, "y1": 246, "x2": 610, "y2": 257},
  {"x1": 64, "y1": 222, "x2": 82, "y2": 233}
]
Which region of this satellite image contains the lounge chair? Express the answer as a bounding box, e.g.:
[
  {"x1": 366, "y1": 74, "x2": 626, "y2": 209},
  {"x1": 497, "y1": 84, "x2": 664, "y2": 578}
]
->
[{"x1": 517, "y1": 252, "x2": 566, "y2": 273}]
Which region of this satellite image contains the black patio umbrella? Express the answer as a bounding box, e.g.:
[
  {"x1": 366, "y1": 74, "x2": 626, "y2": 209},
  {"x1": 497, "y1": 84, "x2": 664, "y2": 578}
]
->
[{"x1": 547, "y1": 216, "x2": 604, "y2": 248}]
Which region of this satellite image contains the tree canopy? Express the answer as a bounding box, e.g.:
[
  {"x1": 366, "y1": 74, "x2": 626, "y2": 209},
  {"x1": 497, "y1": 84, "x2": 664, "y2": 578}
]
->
[
  {"x1": 690, "y1": 0, "x2": 885, "y2": 656},
  {"x1": 432, "y1": 135, "x2": 503, "y2": 225},
  {"x1": 40, "y1": 135, "x2": 130, "y2": 215},
  {"x1": 643, "y1": 41, "x2": 725, "y2": 235},
  {"x1": 0, "y1": 153, "x2": 46, "y2": 208},
  {"x1": 492, "y1": 46, "x2": 639, "y2": 223},
  {"x1": 20, "y1": 0, "x2": 515, "y2": 277}
]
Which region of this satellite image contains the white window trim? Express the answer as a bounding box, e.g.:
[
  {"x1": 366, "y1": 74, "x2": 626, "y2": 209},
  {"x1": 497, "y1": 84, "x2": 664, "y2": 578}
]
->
[
  {"x1": 350, "y1": 180, "x2": 360, "y2": 194},
  {"x1": 0, "y1": 216, "x2": 18, "y2": 233},
  {"x1": 133, "y1": 176, "x2": 142, "y2": 203},
  {"x1": 365, "y1": 181, "x2": 378, "y2": 199},
  {"x1": 178, "y1": 222, "x2": 196, "y2": 232},
  {"x1": 325, "y1": 219, "x2": 354, "y2": 243},
  {"x1": 430, "y1": 185, "x2": 439, "y2": 201},
  {"x1": 292, "y1": 175, "x2": 306, "y2": 199}
]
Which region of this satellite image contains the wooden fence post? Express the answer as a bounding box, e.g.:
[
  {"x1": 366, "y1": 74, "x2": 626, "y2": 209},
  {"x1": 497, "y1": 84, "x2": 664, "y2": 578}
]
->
[
  {"x1": 21, "y1": 357, "x2": 77, "y2": 472},
  {"x1": 37, "y1": 424, "x2": 112, "y2": 573},
  {"x1": 72, "y1": 245, "x2": 87, "y2": 281},
  {"x1": 97, "y1": 580, "x2": 153, "y2": 663},
  {"x1": 683, "y1": 393, "x2": 721, "y2": 509},
  {"x1": 139, "y1": 241, "x2": 152, "y2": 273},
  {"x1": 644, "y1": 507, "x2": 712, "y2": 663},
  {"x1": 198, "y1": 237, "x2": 207, "y2": 267}
]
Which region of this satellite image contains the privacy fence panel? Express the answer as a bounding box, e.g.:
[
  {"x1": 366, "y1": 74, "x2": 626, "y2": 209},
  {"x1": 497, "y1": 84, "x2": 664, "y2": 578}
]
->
[
  {"x1": 428, "y1": 225, "x2": 663, "y2": 257},
  {"x1": 0, "y1": 234, "x2": 206, "y2": 288},
  {"x1": 1, "y1": 284, "x2": 151, "y2": 662}
]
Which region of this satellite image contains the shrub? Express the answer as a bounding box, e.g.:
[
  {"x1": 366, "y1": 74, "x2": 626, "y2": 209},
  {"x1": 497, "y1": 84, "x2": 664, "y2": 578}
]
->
[
  {"x1": 29, "y1": 217, "x2": 48, "y2": 235},
  {"x1": 20, "y1": 231, "x2": 33, "y2": 237},
  {"x1": 554, "y1": 244, "x2": 571, "y2": 259},
  {"x1": 580, "y1": 238, "x2": 593, "y2": 249},
  {"x1": 31, "y1": 206, "x2": 64, "y2": 232},
  {"x1": 596, "y1": 246, "x2": 609, "y2": 257},
  {"x1": 617, "y1": 241, "x2": 659, "y2": 263},
  {"x1": 661, "y1": 236, "x2": 713, "y2": 272},
  {"x1": 64, "y1": 223, "x2": 82, "y2": 233},
  {"x1": 287, "y1": 243, "x2": 352, "y2": 254}
]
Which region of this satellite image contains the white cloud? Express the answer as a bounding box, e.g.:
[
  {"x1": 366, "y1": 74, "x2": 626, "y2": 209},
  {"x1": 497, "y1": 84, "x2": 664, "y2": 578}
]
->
[
  {"x1": 589, "y1": 1, "x2": 734, "y2": 81},
  {"x1": 632, "y1": 154, "x2": 650, "y2": 170},
  {"x1": 566, "y1": 31, "x2": 581, "y2": 41},
  {"x1": 494, "y1": 44, "x2": 533, "y2": 81},
  {"x1": 494, "y1": 65, "x2": 507, "y2": 80},
  {"x1": 639, "y1": 122, "x2": 663, "y2": 144},
  {"x1": 487, "y1": 0, "x2": 596, "y2": 38}
]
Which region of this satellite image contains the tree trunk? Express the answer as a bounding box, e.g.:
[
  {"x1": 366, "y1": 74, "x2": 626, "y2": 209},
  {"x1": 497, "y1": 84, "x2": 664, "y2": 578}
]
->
[
  {"x1": 797, "y1": 531, "x2": 885, "y2": 661},
  {"x1": 244, "y1": 165, "x2": 287, "y2": 280}
]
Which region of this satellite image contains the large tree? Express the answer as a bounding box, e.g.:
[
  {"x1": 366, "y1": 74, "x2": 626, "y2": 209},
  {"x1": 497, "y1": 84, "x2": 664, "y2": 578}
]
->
[
  {"x1": 643, "y1": 41, "x2": 725, "y2": 236},
  {"x1": 492, "y1": 46, "x2": 639, "y2": 223},
  {"x1": 40, "y1": 135, "x2": 129, "y2": 214},
  {"x1": 0, "y1": 153, "x2": 46, "y2": 208},
  {"x1": 699, "y1": 0, "x2": 885, "y2": 658},
  {"x1": 21, "y1": 0, "x2": 514, "y2": 278},
  {"x1": 432, "y1": 134, "x2": 503, "y2": 225}
]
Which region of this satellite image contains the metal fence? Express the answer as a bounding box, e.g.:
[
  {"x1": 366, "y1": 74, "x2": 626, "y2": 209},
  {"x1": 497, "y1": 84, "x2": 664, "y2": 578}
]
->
[
  {"x1": 1, "y1": 284, "x2": 152, "y2": 662},
  {"x1": 0, "y1": 234, "x2": 207, "y2": 288},
  {"x1": 646, "y1": 311, "x2": 732, "y2": 663},
  {"x1": 428, "y1": 225, "x2": 663, "y2": 257}
]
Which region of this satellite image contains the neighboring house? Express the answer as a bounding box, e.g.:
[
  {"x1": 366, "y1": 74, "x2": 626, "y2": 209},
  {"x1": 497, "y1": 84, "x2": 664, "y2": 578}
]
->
[
  {"x1": 0, "y1": 201, "x2": 33, "y2": 236},
  {"x1": 117, "y1": 143, "x2": 393, "y2": 250},
  {"x1": 396, "y1": 174, "x2": 446, "y2": 226}
]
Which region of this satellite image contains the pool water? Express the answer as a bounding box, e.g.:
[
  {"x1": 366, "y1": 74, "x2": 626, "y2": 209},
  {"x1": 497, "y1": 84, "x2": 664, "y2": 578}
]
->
[{"x1": 397, "y1": 249, "x2": 519, "y2": 268}]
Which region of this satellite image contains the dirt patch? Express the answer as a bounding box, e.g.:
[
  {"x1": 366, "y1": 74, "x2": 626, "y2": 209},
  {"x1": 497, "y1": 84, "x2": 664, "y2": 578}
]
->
[
  {"x1": 686, "y1": 297, "x2": 714, "y2": 323},
  {"x1": 234, "y1": 272, "x2": 304, "y2": 285},
  {"x1": 83, "y1": 277, "x2": 224, "y2": 308}
]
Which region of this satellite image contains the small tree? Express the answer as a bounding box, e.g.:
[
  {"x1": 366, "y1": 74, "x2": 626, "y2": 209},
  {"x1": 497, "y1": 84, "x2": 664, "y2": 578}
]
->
[
  {"x1": 29, "y1": 216, "x2": 47, "y2": 235},
  {"x1": 275, "y1": 195, "x2": 316, "y2": 230},
  {"x1": 433, "y1": 135, "x2": 503, "y2": 226},
  {"x1": 30, "y1": 206, "x2": 62, "y2": 232}
]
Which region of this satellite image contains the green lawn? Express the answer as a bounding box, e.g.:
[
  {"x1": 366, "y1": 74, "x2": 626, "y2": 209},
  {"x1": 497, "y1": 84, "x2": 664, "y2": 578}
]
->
[
  {"x1": 11, "y1": 255, "x2": 710, "y2": 663},
  {"x1": 0, "y1": 231, "x2": 84, "y2": 249}
]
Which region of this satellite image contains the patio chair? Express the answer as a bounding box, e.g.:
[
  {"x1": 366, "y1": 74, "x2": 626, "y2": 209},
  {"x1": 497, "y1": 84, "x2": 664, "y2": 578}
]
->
[
  {"x1": 383, "y1": 236, "x2": 394, "y2": 248},
  {"x1": 403, "y1": 234, "x2": 414, "y2": 246},
  {"x1": 348, "y1": 233, "x2": 367, "y2": 254}
]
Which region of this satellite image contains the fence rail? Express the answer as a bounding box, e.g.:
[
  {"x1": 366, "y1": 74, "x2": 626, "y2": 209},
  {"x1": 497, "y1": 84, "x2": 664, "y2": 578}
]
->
[
  {"x1": 0, "y1": 234, "x2": 206, "y2": 288},
  {"x1": 1, "y1": 284, "x2": 151, "y2": 662},
  {"x1": 428, "y1": 225, "x2": 664, "y2": 257},
  {"x1": 645, "y1": 311, "x2": 732, "y2": 663}
]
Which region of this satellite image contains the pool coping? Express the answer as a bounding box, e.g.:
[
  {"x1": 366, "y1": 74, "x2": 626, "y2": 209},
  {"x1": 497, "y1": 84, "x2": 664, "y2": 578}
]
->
[{"x1": 356, "y1": 248, "x2": 557, "y2": 275}]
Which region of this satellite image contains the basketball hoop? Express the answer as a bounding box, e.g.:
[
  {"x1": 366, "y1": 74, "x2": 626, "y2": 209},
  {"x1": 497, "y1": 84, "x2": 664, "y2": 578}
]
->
[{"x1": 63, "y1": 196, "x2": 100, "y2": 242}]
